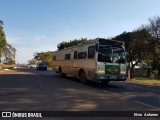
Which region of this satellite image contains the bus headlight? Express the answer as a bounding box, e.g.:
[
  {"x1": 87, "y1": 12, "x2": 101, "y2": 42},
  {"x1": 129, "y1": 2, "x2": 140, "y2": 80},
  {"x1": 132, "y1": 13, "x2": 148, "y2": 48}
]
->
[
  {"x1": 121, "y1": 67, "x2": 126, "y2": 74},
  {"x1": 97, "y1": 66, "x2": 105, "y2": 74}
]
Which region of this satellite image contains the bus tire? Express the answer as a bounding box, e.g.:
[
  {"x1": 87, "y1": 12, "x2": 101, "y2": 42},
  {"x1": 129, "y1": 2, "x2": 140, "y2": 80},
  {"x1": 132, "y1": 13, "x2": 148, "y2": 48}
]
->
[
  {"x1": 59, "y1": 67, "x2": 66, "y2": 77},
  {"x1": 79, "y1": 71, "x2": 86, "y2": 84}
]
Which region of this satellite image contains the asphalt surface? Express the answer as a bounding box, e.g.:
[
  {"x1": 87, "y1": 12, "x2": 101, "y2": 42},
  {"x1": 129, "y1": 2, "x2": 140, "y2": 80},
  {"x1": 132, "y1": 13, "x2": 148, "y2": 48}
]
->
[{"x1": 0, "y1": 68, "x2": 160, "y2": 120}]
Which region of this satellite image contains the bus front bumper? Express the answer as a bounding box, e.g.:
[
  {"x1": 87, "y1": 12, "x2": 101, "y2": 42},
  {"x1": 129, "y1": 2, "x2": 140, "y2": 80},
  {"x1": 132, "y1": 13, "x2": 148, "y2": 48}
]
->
[{"x1": 95, "y1": 74, "x2": 126, "y2": 82}]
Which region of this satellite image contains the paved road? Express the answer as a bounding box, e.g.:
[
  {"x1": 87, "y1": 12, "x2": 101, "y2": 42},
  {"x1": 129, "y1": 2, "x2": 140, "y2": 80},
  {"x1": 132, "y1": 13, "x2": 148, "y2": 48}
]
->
[{"x1": 0, "y1": 68, "x2": 159, "y2": 120}]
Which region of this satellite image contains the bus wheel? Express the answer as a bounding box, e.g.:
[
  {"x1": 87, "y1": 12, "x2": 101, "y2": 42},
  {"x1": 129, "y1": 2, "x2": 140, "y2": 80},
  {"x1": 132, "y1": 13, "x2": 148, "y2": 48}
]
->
[
  {"x1": 79, "y1": 71, "x2": 86, "y2": 84},
  {"x1": 59, "y1": 68, "x2": 66, "y2": 77}
]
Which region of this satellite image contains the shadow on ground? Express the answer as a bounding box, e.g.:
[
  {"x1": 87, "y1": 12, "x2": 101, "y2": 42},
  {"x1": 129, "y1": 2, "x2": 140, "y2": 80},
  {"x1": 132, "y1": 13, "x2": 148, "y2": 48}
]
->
[{"x1": 0, "y1": 68, "x2": 159, "y2": 113}]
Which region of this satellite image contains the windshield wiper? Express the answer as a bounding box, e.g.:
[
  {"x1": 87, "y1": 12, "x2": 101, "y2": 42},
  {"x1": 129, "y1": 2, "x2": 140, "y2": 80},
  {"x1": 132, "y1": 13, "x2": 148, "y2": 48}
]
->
[{"x1": 115, "y1": 58, "x2": 126, "y2": 64}]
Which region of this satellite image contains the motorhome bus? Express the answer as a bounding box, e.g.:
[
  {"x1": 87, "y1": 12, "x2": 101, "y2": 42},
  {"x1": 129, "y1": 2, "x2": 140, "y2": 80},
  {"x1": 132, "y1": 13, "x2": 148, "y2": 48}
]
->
[{"x1": 52, "y1": 38, "x2": 127, "y2": 84}]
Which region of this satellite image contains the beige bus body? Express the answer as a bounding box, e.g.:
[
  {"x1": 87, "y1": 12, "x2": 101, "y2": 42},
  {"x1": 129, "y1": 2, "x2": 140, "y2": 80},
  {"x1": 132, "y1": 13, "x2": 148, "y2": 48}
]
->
[{"x1": 52, "y1": 41, "x2": 97, "y2": 81}]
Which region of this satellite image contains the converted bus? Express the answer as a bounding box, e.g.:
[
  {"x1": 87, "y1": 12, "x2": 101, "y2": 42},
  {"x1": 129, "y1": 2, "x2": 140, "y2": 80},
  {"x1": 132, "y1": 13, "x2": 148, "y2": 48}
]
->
[{"x1": 52, "y1": 38, "x2": 127, "y2": 84}]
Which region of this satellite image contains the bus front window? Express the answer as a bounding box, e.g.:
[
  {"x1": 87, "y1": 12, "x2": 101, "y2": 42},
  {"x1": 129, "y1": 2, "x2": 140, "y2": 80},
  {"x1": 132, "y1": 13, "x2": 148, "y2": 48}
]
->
[
  {"x1": 112, "y1": 47, "x2": 126, "y2": 64},
  {"x1": 97, "y1": 45, "x2": 126, "y2": 64},
  {"x1": 97, "y1": 46, "x2": 112, "y2": 63}
]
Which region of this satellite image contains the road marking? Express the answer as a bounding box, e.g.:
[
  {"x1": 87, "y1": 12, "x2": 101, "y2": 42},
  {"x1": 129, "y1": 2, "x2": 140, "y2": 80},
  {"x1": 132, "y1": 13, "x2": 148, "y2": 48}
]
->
[{"x1": 134, "y1": 100, "x2": 160, "y2": 110}]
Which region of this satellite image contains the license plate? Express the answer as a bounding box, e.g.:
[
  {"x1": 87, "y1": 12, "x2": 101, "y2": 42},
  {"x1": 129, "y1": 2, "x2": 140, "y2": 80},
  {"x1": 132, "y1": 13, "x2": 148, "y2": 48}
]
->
[{"x1": 109, "y1": 76, "x2": 117, "y2": 79}]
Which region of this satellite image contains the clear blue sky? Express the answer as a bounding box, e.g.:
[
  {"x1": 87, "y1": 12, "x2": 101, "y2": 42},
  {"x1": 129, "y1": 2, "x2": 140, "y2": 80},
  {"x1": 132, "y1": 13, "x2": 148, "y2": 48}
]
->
[{"x1": 0, "y1": 0, "x2": 160, "y2": 64}]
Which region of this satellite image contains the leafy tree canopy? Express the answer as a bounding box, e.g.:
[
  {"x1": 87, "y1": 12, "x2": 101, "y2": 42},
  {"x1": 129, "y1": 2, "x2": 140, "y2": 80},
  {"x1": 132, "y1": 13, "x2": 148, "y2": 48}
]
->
[
  {"x1": 0, "y1": 20, "x2": 16, "y2": 64},
  {"x1": 57, "y1": 38, "x2": 91, "y2": 50},
  {"x1": 34, "y1": 51, "x2": 53, "y2": 67},
  {"x1": 112, "y1": 28, "x2": 154, "y2": 78}
]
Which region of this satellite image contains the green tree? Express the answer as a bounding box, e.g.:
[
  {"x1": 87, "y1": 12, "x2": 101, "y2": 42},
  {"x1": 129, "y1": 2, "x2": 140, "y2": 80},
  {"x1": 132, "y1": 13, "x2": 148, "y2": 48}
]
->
[
  {"x1": 57, "y1": 38, "x2": 89, "y2": 50},
  {"x1": 112, "y1": 28, "x2": 153, "y2": 78},
  {"x1": 145, "y1": 16, "x2": 160, "y2": 60},
  {"x1": 3, "y1": 43, "x2": 16, "y2": 64},
  {"x1": 28, "y1": 59, "x2": 37, "y2": 65},
  {"x1": 144, "y1": 16, "x2": 160, "y2": 77},
  {"x1": 0, "y1": 20, "x2": 7, "y2": 63},
  {"x1": 0, "y1": 20, "x2": 3, "y2": 26},
  {"x1": 34, "y1": 51, "x2": 53, "y2": 67}
]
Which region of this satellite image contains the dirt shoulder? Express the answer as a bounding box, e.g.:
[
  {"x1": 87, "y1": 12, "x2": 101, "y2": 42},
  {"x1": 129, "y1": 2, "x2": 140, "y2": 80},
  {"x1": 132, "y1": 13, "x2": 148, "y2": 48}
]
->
[
  {"x1": 127, "y1": 78, "x2": 160, "y2": 86},
  {"x1": 0, "y1": 64, "x2": 18, "y2": 73}
]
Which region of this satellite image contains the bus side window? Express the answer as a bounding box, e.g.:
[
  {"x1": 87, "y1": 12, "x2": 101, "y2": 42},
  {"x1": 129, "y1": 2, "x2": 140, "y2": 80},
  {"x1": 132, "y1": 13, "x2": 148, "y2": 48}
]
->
[
  {"x1": 74, "y1": 51, "x2": 77, "y2": 59},
  {"x1": 65, "y1": 54, "x2": 71, "y2": 60},
  {"x1": 88, "y1": 46, "x2": 95, "y2": 58},
  {"x1": 78, "y1": 52, "x2": 87, "y2": 59},
  {"x1": 53, "y1": 55, "x2": 56, "y2": 60}
]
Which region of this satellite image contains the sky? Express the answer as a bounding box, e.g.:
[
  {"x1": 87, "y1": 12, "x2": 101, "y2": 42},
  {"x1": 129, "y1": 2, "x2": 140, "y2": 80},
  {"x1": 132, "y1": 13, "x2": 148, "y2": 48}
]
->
[{"x1": 0, "y1": 0, "x2": 160, "y2": 64}]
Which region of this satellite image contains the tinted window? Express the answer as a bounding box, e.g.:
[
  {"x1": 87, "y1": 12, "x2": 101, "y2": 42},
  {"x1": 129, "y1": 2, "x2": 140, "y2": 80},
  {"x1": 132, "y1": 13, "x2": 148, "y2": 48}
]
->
[
  {"x1": 53, "y1": 56, "x2": 56, "y2": 60},
  {"x1": 39, "y1": 63, "x2": 46, "y2": 66},
  {"x1": 88, "y1": 46, "x2": 95, "y2": 58},
  {"x1": 78, "y1": 52, "x2": 87, "y2": 59},
  {"x1": 65, "y1": 54, "x2": 71, "y2": 60}
]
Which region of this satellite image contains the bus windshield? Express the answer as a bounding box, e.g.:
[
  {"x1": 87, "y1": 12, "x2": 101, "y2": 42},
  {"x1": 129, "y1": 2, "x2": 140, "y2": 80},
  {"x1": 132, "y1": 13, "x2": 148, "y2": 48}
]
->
[
  {"x1": 97, "y1": 45, "x2": 112, "y2": 63},
  {"x1": 112, "y1": 47, "x2": 126, "y2": 64},
  {"x1": 97, "y1": 45, "x2": 126, "y2": 64}
]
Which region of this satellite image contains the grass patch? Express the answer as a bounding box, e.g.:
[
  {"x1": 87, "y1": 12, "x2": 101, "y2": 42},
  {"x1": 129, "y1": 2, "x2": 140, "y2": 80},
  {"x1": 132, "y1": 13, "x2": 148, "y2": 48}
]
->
[
  {"x1": 0, "y1": 64, "x2": 17, "y2": 69},
  {"x1": 135, "y1": 77, "x2": 159, "y2": 81},
  {"x1": 131, "y1": 77, "x2": 160, "y2": 85}
]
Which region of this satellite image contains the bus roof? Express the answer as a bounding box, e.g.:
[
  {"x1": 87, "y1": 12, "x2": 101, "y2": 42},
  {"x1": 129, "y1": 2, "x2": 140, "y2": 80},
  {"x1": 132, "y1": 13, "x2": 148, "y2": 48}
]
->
[{"x1": 54, "y1": 38, "x2": 124, "y2": 52}]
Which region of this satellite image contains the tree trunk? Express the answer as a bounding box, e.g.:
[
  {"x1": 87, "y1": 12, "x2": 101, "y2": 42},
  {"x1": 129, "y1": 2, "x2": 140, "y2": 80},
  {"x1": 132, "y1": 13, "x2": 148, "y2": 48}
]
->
[
  {"x1": 158, "y1": 68, "x2": 160, "y2": 79},
  {"x1": 130, "y1": 62, "x2": 137, "y2": 79},
  {"x1": 129, "y1": 61, "x2": 140, "y2": 79},
  {"x1": 0, "y1": 53, "x2": 1, "y2": 63},
  {"x1": 147, "y1": 68, "x2": 151, "y2": 78},
  {"x1": 130, "y1": 67, "x2": 134, "y2": 79}
]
